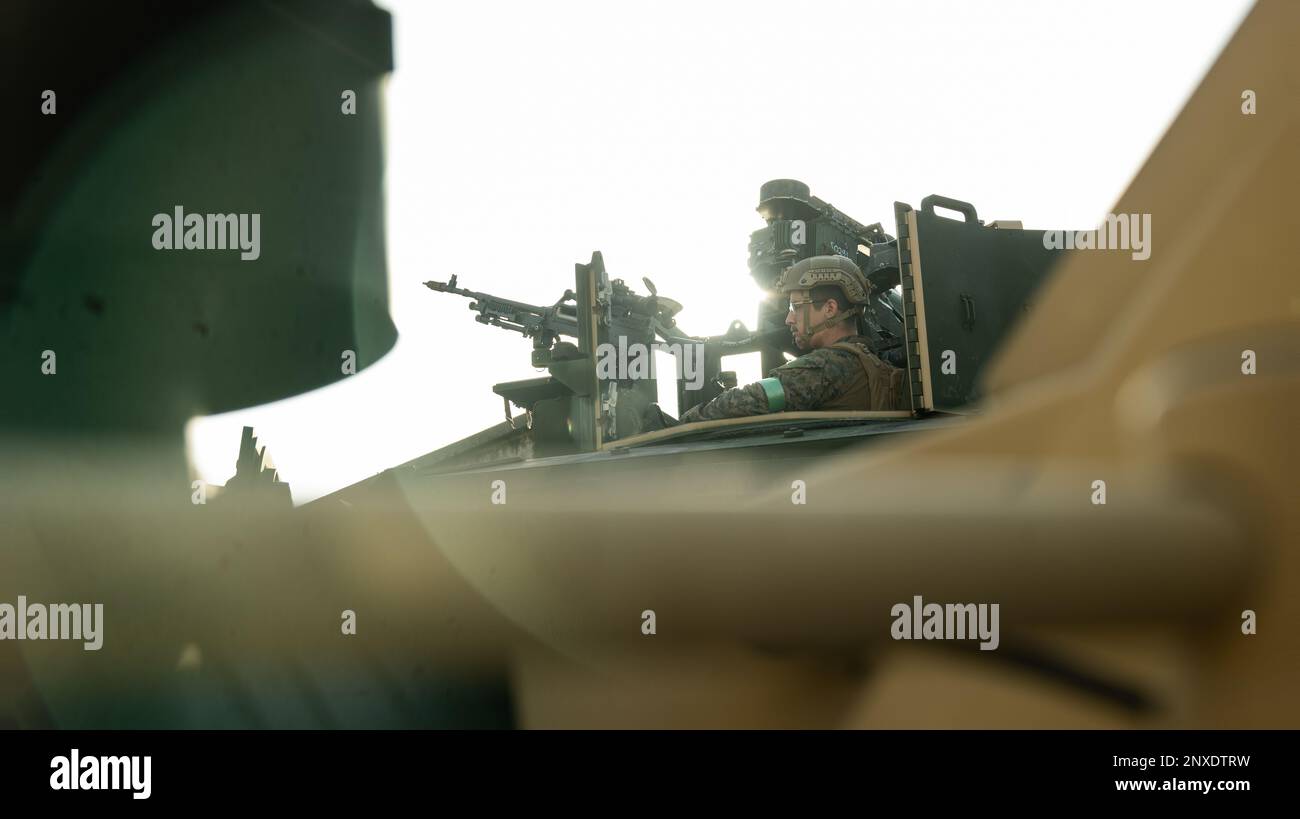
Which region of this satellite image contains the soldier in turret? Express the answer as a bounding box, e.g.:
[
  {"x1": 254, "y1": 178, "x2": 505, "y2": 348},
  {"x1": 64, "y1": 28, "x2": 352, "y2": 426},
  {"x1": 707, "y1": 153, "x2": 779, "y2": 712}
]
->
[{"x1": 679, "y1": 255, "x2": 908, "y2": 422}]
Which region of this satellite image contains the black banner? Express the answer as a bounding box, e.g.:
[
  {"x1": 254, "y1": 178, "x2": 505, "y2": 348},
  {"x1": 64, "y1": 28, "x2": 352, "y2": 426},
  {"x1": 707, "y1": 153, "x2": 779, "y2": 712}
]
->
[{"x1": 0, "y1": 730, "x2": 1285, "y2": 806}]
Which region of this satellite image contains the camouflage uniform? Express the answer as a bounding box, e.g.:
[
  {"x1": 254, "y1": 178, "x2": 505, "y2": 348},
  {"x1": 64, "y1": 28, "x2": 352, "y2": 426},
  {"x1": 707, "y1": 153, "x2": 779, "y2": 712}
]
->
[{"x1": 679, "y1": 334, "x2": 906, "y2": 422}]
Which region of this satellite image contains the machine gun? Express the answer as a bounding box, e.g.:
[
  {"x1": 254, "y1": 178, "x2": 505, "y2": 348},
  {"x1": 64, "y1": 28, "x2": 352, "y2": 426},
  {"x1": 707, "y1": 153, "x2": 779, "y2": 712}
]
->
[
  {"x1": 425, "y1": 272, "x2": 783, "y2": 380},
  {"x1": 425, "y1": 256, "x2": 792, "y2": 450},
  {"x1": 425, "y1": 272, "x2": 700, "y2": 370},
  {"x1": 424, "y1": 275, "x2": 583, "y2": 367}
]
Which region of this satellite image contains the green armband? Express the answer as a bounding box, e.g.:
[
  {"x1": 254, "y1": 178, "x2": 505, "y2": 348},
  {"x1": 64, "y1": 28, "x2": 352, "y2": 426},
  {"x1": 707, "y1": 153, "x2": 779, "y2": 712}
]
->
[{"x1": 758, "y1": 377, "x2": 786, "y2": 412}]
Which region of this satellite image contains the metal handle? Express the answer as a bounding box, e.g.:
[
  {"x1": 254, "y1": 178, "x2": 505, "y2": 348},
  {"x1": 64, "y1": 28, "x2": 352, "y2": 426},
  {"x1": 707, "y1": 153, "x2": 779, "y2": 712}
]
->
[{"x1": 921, "y1": 194, "x2": 979, "y2": 224}]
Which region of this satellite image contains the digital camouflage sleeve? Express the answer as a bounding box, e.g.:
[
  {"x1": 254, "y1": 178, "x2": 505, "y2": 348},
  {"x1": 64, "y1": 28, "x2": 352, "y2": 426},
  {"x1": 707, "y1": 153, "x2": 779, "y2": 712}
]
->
[{"x1": 679, "y1": 340, "x2": 871, "y2": 423}]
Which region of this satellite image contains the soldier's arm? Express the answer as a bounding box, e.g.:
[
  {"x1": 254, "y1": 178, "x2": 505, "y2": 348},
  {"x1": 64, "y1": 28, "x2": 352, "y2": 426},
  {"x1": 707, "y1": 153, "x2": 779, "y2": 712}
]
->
[
  {"x1": 679, "y1": 382, "x2": 770, "y2": 423},
  {"x1": 767, "y1": 350, "x2": 850, "y2": 411},
  {"x1": 677, "y1": 350, "x2": 848, "y2": 423}
]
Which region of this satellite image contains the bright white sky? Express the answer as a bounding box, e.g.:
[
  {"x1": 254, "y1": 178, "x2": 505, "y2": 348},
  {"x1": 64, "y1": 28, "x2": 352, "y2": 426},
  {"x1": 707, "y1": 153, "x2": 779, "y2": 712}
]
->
[{"x1": 188, "y1": 0, "x2": 1254, "y2": 504}]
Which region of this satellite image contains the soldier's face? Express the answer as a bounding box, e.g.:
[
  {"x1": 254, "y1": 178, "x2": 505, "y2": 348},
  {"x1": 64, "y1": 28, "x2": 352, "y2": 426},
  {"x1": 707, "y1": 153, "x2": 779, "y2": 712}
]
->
[{"x1": 785, "y1": 292, "x2": 827, "y2": 350}]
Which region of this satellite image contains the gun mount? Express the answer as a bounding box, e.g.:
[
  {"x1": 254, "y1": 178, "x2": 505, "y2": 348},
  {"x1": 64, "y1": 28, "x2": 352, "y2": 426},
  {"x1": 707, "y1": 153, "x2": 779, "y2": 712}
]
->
[{"x1": 427, "y1": 253, "x2": 788, "y2": 455}]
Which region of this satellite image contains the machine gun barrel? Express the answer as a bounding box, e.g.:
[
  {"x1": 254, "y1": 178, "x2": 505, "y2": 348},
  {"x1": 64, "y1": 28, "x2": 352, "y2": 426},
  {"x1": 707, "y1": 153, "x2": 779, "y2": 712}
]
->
[{"x1": 424, "y1": 276, "x2": 579, "y2": 341}]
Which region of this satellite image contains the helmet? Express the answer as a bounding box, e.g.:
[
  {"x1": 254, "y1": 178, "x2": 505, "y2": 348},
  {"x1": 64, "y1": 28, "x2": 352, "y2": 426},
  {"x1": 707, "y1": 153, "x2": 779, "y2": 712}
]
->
[
  {"x1": 776, "y1": 254, "x2": 871, "y2": 304},
  {"x1": 778, "y1": 255, "x2": 870, "y2": 344}
]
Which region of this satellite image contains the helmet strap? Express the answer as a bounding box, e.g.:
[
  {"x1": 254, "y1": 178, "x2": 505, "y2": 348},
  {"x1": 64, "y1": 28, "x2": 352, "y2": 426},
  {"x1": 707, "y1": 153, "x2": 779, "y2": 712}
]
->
[{"x1": 803, "y1": 305, "x2": 862, "y2": 337}]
